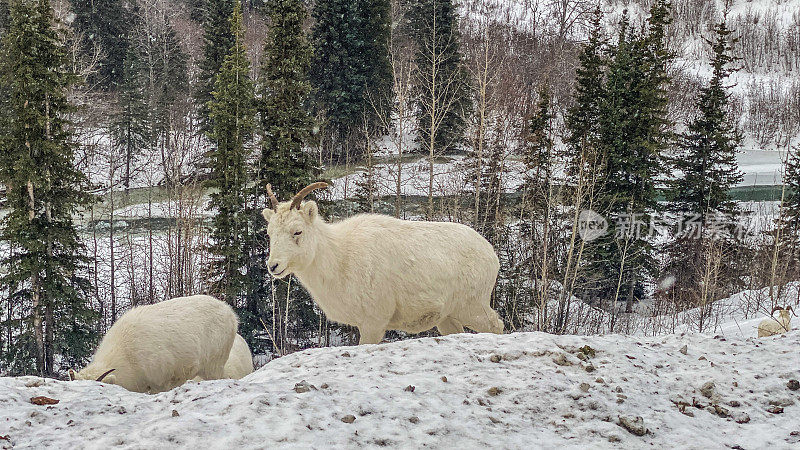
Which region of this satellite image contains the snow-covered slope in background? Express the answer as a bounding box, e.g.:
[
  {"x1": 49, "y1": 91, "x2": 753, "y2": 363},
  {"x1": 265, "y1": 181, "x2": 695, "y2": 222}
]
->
[{"x1": 2, "y1": 328, "x2": 798, "y2": 449}]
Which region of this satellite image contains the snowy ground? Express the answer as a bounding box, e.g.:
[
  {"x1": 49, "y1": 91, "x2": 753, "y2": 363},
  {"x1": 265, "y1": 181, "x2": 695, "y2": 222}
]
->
[{"x1": 2, "y1": 326, "x2": 798, "y2": 449}]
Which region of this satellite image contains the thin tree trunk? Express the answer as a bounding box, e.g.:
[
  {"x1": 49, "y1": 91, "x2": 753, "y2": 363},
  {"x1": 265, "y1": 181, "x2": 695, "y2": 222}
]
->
[{"x1": 110, "y1": 183, "x2": 117, "y2": 323}]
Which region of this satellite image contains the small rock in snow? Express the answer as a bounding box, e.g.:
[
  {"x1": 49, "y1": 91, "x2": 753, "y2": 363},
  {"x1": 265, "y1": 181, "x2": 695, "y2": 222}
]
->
[
  {"x1": 294, "y1": 381, "x2": 316, "y2": 393},
  {"x1": 441, "y1": 376, "x2": 448, "y2": 383},
  {"x1": 595, "y1": 378, "x2": 605, "y2": 384},
  {"x1": 404, "y1": 385, "x2": 415, "y2": 392},
  {"x1": 728, "y1": 400, "x2": 741, "y2": 407},
  {"x1": 341, "y1": 415, "x2": 356, "y2": 424},
  {"x1": 584, "y1": 364, "x2": 596, "y2": 373},
  {"x1": 579, "y1": 345, "x2": 596, "y2": 358},
  {"x1": 116, "y1": 407, "x2": 127, "y2": 415},
  {"x1": 487, "y1": 387, "x2": 502, "y2": 396},
  {"x1": 30, "y1": 396, "x2": 59, "y2": 406},
  {"x1": 171, "y1": 410, "x2": 179, "y2": 417},
  {"x1": 618, "y1": 416, "x2": 647, "y2": 436},
  {"x1": 553, "y1": 354, "x2": 572, "y2": 366},
  {"x1": 25, "y1": 379, "x2": 45, "y2": 388},
  {"x1": 769, "y1": 398, "x2": 795, "y2": 407},
  {"x1": 711, "y1": 404, "x2": 729, "y2": 418},
  {"x1": 699, "y1": 381, "x2": 716, "y2": 398},
  {"x1": 766, "y1": 405, "x2": 784, "y2": 414},
  {"x1": 788, "y1": 379, "x2": 800, "y2": 391},
  {"x1": 679, "y1": 345, "x2": 688, "y2": 355},
  {"x1": 408, "y1": 416, "x2": 419, "y2": 424},
  {"x1": 489, "y1": 416, "x2": 501, "y2": 424},
  {"x1": 489, "y1": 354, "x2": 502, "y2": 363},
  {"x1": 579, "y1": 383, "x2": 591, "y2": 393},
  {"x1": 734, "y1": 413, "x2": 750, "y2": 424}
]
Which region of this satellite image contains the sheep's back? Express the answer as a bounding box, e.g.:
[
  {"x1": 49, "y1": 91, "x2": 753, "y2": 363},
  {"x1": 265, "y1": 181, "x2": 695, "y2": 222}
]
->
[
  {"x1": 332, "y1": 215, "x2": 499, "y2": 320},
  {"x1": 93, "y1": 295, "x2": 237, "y2": 386}
]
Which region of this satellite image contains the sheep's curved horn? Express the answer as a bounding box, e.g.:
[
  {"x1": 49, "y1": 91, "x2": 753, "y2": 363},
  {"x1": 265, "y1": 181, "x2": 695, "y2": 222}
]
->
[
  {"x1": 96, "y1": 368, "x2": 116, "y2": 382},
  {"x1": 290, "y1": 182, "x2": 328, "y2": 210},
  {"x1": 266, "y1": 184, "x2": 279, "y2": 210}
]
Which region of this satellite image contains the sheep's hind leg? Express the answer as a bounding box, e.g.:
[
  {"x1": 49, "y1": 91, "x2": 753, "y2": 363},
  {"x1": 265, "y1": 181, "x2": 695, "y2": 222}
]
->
[
  {"x1": 358, "y1": 326, "x2": 386, "y2": 345},
  {"x1": 462, "y1": 305, "x2": 504, "y2": 334},
  {"x1": 437, "y1": 317, "x2": 464, "y2": 336}
]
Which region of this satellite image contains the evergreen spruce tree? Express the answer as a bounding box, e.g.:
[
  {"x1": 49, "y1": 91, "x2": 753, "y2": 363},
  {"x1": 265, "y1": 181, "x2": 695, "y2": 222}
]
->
[
  {"x1": 249, "y1": 0, "x2": 319, "y2": 353},
  {"x1": 408, "y1": 0, "x2": 472, "y2": 155},
  {"x1": 310, "y1": 0, "x2": 393, "y2": 157},
  {"x1": 205, "y1": 2, "x2": 256, "y2": 307},
  {"x1": 310, "y1": 0, "x2": 361, "y2": 145},
  {"x1": 564, "y1": 6, "x2": 605, "y2": 182},
  {"x1": 0, "y1": 0, "x2": 96, "y2": 375},
  {"x1": 111, "y1": 45, "x2": 150, "y2": 192},
  {"x1": 149, "y1": 20, "x2": 189, "y2": 140},
  {"x1": 258, "y1": 0, "x2": 316, "y2": 196},
  {"x1": 0, "y1": 0, "x2": 8, "y2": 123},
  {"x1": 563, "y1": 8, "x2": 607, "y2": 312},
  {"x1": 196, "y1": 0, "x2": 236, "y2": 134},
  {"x1": 584, "y1": 11, "x2": 665, "y2": 314},
  {"x1": 641, "y1": 0, "x2": 674, "y2": 176},
  {"x1": 523, "y1": 86, "x2": 555, "y2": 201},
  {"x1": 69, "y1": 0, "x2": 131, "y2": 89},
  {"x1": 479, "y1": 121, "x2": 506, "y2": 246},
  {"x1": 519, "y1": 86, "x2": 556, "y2": 263},
  {"x1": 518, "y1": 86, "x2": 568, "y2": 328},
  {"x1": 775, "y1": 145, "x2": 800, "y2": 276},
  {"x1": 663, "y1": 20, "x2": 744, "y2": 306},
  {"x1": 0, "y1": 0, "x2": 8, "y2": 36},
  {"x1": 361, "y1": 0, "x2": 393, "y2": 130},
  {"x1": 187, "y1": 0, "x2": 207, "y2": 23}
]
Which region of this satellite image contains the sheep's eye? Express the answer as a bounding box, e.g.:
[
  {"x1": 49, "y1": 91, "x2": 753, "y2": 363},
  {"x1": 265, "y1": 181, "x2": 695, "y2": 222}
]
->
[{"x1": 293, "y1": 231, "x2": 302, "y2": 236}]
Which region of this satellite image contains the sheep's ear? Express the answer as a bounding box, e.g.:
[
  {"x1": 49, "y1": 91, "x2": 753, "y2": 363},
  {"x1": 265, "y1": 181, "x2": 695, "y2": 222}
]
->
[
  {"x1": 301, "y1": 201, "x2": 318, "y2": 222},
  {"x1": 262, "y1": 208, "x2": 275, "y2": 223},
  {"x1": 68, "y1": 369, "x2": 76, "y2": 381}
]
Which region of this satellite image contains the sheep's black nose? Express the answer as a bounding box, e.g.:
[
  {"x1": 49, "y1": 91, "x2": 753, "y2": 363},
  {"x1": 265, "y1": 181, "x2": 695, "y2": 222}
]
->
[{"x1": 270, "y1": 263, "x2": 279, "y2": 273}]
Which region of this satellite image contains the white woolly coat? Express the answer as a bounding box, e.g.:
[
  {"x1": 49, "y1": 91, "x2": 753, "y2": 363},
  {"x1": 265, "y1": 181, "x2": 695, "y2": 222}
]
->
[
  {"x1": 758, "y1": 310, "x2": 792, "y2": 337},
  {"x1": 223, "y1": 334, "x2": 254, "y2": 379},
  {"x1": 76, "y1": 295, "x2": 237, "y2": 393},
  {"x1": 292, "y1": 213, "x2": 502, "y2": 340}
]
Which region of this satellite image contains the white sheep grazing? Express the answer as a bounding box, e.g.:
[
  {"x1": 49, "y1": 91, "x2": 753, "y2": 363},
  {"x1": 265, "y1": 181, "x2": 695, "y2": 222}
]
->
[
  {"x1": 223, "y1": 334, "x2": 254, "y2": 379},
  {"x1": 758, "y1": 305, "x2": 795, "y2": 337},
  {"x1": 69, "y1": 295, "x2": 237, "y2": 393},
  {"x1": 262, "y1": 182, "x2": 504, "y2": 345}
]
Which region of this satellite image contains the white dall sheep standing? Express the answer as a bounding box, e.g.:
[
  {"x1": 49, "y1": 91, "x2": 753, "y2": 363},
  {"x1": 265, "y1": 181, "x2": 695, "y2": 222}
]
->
[
  {"x1": 223, "y1": 334, "x2": 254, "y2": 379},
  {"x1": 758, "y1": 305, "x2": 795, "y2": 337},
  {"x1": 69, "y1": 295, "x2": 237, "y2": 393},
  {"x1": 262, "y1": 182, "x2": 504, "y2": 344}
]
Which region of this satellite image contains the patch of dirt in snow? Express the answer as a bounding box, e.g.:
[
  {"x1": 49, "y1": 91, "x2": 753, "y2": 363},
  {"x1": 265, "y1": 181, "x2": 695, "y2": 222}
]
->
[{"x1": 1, "y1": 330, "x2": 799, "y2": 449}]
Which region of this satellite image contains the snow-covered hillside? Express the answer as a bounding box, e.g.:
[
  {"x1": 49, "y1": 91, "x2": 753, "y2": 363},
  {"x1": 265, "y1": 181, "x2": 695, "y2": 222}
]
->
[{"x1": 2, "y1": 328, "x2": 798, "y2": 449}]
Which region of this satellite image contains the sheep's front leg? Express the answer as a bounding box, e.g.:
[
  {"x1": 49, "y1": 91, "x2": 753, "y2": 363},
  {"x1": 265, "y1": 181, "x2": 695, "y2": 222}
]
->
[{"x1": 357, "y1": 326, "x2": 385, "y2": 345}]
